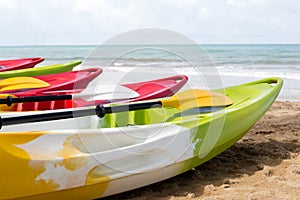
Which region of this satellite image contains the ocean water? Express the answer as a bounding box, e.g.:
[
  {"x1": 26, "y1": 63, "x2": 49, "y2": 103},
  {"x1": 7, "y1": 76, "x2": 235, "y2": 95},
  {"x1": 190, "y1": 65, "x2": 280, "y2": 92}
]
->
[{"x1": 0, "y1": 44, "x2": 299, "y2": 101}]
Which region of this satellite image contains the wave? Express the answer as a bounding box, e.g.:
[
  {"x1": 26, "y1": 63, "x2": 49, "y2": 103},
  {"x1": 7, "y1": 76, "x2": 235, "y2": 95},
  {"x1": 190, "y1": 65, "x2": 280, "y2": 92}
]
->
[
  {"x1": 43, "y1": 57, "x2": 85, "y2": 61},
  {"x1": 218, "y1": 71, "x2": 300, "y2": 81},
  {"x1": 91, "y1": 65, "x2": 300, "y2": 80}
]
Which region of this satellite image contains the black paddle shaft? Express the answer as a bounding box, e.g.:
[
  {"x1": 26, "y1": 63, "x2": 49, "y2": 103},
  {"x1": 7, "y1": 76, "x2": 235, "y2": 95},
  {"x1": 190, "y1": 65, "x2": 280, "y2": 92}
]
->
[
  {"x1": 0, "y1": 101, "x2": 162, "y2": 129},
  {"x1": 0, "y1": 95, "x2": 73, "y2": 106}
]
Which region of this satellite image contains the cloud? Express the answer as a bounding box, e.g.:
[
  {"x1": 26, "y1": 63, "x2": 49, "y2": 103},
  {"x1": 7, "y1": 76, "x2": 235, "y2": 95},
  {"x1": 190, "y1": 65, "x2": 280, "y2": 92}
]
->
[{"x1": 0, "y1": 0, "x2": 299, "y2": 45}]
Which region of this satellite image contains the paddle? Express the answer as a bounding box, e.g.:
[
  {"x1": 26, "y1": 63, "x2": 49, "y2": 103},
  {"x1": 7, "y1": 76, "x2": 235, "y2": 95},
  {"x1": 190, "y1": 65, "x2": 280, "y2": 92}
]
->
[
  {"x1": 0, "y1": 90, "x2": 141, "y2": 110},
  {"x1": 0, "y1": 89, "x2": 233, "y2": 128},
  {"x1": 0, "y1": 77, "x2": 50, "y2": 92},
  {"x1": 0, "y1": 91, "x2": 141, "y2": 111},
  {"x1": 0, "y1": 85, "x2": 141, "y2": 110}
]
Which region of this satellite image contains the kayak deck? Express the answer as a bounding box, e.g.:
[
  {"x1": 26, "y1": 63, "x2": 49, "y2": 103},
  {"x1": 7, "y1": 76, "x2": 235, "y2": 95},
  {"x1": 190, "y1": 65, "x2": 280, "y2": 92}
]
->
[{"x1": 101, "y1": 78, "x2": 283, "y2": 128}]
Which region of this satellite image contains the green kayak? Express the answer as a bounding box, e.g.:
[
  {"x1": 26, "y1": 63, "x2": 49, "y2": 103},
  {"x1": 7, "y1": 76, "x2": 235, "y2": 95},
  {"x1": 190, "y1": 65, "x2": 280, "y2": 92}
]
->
[
  {"x1": 0, "y1": 60, "x2": 82, "y2": 79},
  {"x1": 0, "y1": 77, "x2": 282, "y2": 199}
]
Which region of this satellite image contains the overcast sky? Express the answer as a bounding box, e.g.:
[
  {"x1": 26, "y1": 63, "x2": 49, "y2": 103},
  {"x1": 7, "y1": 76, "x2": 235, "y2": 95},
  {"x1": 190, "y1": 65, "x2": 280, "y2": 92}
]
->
[{"x1": 0, "y1": 0, "x2": 299, "y2": 45}]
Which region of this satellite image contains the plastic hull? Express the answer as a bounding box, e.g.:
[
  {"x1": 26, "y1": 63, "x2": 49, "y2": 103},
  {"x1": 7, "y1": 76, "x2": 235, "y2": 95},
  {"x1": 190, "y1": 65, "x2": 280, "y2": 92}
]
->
[
  {"x1": 0, "y1": 60, "x2": 82, "y2": 79},
  {"x1": 0, "y1": 58, "x2": 44, "y2": 72},
  {"x1": 0, "y1": 78, "x2": 283, "y2": 199}
]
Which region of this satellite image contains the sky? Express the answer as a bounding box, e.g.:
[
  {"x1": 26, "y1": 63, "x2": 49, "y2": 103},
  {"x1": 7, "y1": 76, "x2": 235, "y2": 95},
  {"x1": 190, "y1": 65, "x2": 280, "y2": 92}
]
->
[{"x1": 0, "y1": 0, "x2": 299, "y2": 45}]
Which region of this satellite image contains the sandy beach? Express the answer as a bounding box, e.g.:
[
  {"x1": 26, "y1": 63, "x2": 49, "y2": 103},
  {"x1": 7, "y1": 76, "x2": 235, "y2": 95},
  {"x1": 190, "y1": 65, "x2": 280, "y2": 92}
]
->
[{"x1": 105, "y1": 101, "x2": 300, "y2": 200}]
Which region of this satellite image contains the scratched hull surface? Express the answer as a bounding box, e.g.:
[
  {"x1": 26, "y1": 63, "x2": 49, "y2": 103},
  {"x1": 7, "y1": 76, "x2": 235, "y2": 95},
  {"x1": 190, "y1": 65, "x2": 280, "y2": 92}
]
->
[{"x1": 0, "y1": 78, "x2": 282, "y2": 199}]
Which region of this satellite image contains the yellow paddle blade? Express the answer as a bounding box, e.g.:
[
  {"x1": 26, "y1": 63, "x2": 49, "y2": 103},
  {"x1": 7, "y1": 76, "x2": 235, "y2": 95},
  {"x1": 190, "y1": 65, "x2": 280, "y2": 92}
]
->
[
  {"x1": 161, "y1": 89, "x2": 233, "y2": 110},
  {"x1": 0, "y1": 94, "x2": 17, "y2": 111},
  {"x1": 0, "y1": 77, "x2": 50, "y2": 92}
]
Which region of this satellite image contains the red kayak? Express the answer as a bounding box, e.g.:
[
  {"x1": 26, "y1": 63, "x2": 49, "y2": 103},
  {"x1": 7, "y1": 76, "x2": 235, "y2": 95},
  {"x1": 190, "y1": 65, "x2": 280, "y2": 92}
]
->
[
  {"x1": 0, "y1": 57, "x2": 44, "y2": 72},
  {"x1": 5, "y1": 75, "x2": 188, "y2": 111}
]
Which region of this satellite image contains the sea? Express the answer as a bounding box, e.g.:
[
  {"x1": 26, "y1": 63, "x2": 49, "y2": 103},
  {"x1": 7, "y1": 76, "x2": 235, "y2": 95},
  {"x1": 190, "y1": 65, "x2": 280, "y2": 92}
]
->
[{"x1": 0, "y1": 44, "x2": 299, "y2": 101}]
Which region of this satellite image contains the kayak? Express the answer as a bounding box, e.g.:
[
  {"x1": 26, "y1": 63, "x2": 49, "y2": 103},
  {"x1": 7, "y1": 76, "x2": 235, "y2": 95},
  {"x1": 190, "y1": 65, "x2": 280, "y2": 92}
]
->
[
  {"x1": 0, "y1": 60, "x2": 82, "y2": 79},
  {"x1": 0, "y1": 57, "x2": 44, "y2": 72},
  {"x1": 3, "y1": 75, "x2": 188, "y2": 111},
  {"x1": 0, "y1": 77, "x2": 283, "y2": 199}
]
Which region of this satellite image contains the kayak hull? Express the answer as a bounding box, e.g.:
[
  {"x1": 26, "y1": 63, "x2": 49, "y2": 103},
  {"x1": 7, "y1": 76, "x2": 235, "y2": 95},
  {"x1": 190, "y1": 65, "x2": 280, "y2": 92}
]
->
[
  {"x1": 0, "y1": 58, "x2": 44, "y2": 72},
  {"x1": 0, "y1": 78, "x2": 283, "y2": 199},
  {"x1": 0, "y1": 60, "x2": 82, "y2": 79}
]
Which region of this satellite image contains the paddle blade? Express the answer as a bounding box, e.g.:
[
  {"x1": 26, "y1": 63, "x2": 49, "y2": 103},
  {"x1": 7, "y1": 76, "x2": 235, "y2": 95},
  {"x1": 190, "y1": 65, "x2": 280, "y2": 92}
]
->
[
  {"x1": 0, "y1": 77, "x2": 50, "y2": 92},
  {"x1": 178, "y1": 95, "x2": 233, "y2": 110},
  {"x1": 161, "y1": 89, "x2": 233, "y2": 110}
]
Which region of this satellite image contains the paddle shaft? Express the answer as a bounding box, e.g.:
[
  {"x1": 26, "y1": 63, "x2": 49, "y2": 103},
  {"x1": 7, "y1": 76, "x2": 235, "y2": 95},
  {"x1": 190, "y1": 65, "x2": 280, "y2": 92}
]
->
[
  {"x1": 0, "y1": 101, "x2": 162, "y2": 128},
  {"x1": 0, "y1": 95, "x2": 73, "y2": 106}
]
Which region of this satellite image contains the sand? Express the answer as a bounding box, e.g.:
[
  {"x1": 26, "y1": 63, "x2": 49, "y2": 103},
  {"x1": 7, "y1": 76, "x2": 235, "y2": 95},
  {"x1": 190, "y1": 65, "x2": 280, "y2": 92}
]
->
[{"x1": 105, "y1": 101, "x2": 300, "y2": 200}]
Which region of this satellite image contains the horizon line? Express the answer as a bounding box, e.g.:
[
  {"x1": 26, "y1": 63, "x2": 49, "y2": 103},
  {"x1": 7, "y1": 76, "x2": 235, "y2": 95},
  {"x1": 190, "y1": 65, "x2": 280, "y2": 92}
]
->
[{"x1": 1, "y1": 43, "x2": 300, "y2": 47}]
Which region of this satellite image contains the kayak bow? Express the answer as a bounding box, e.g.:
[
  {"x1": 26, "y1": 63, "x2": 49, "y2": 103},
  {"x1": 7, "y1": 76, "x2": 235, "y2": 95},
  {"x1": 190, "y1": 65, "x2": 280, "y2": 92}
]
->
[{"x1": 0, "y1": 57, "x2": 44, "y2": 72}]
